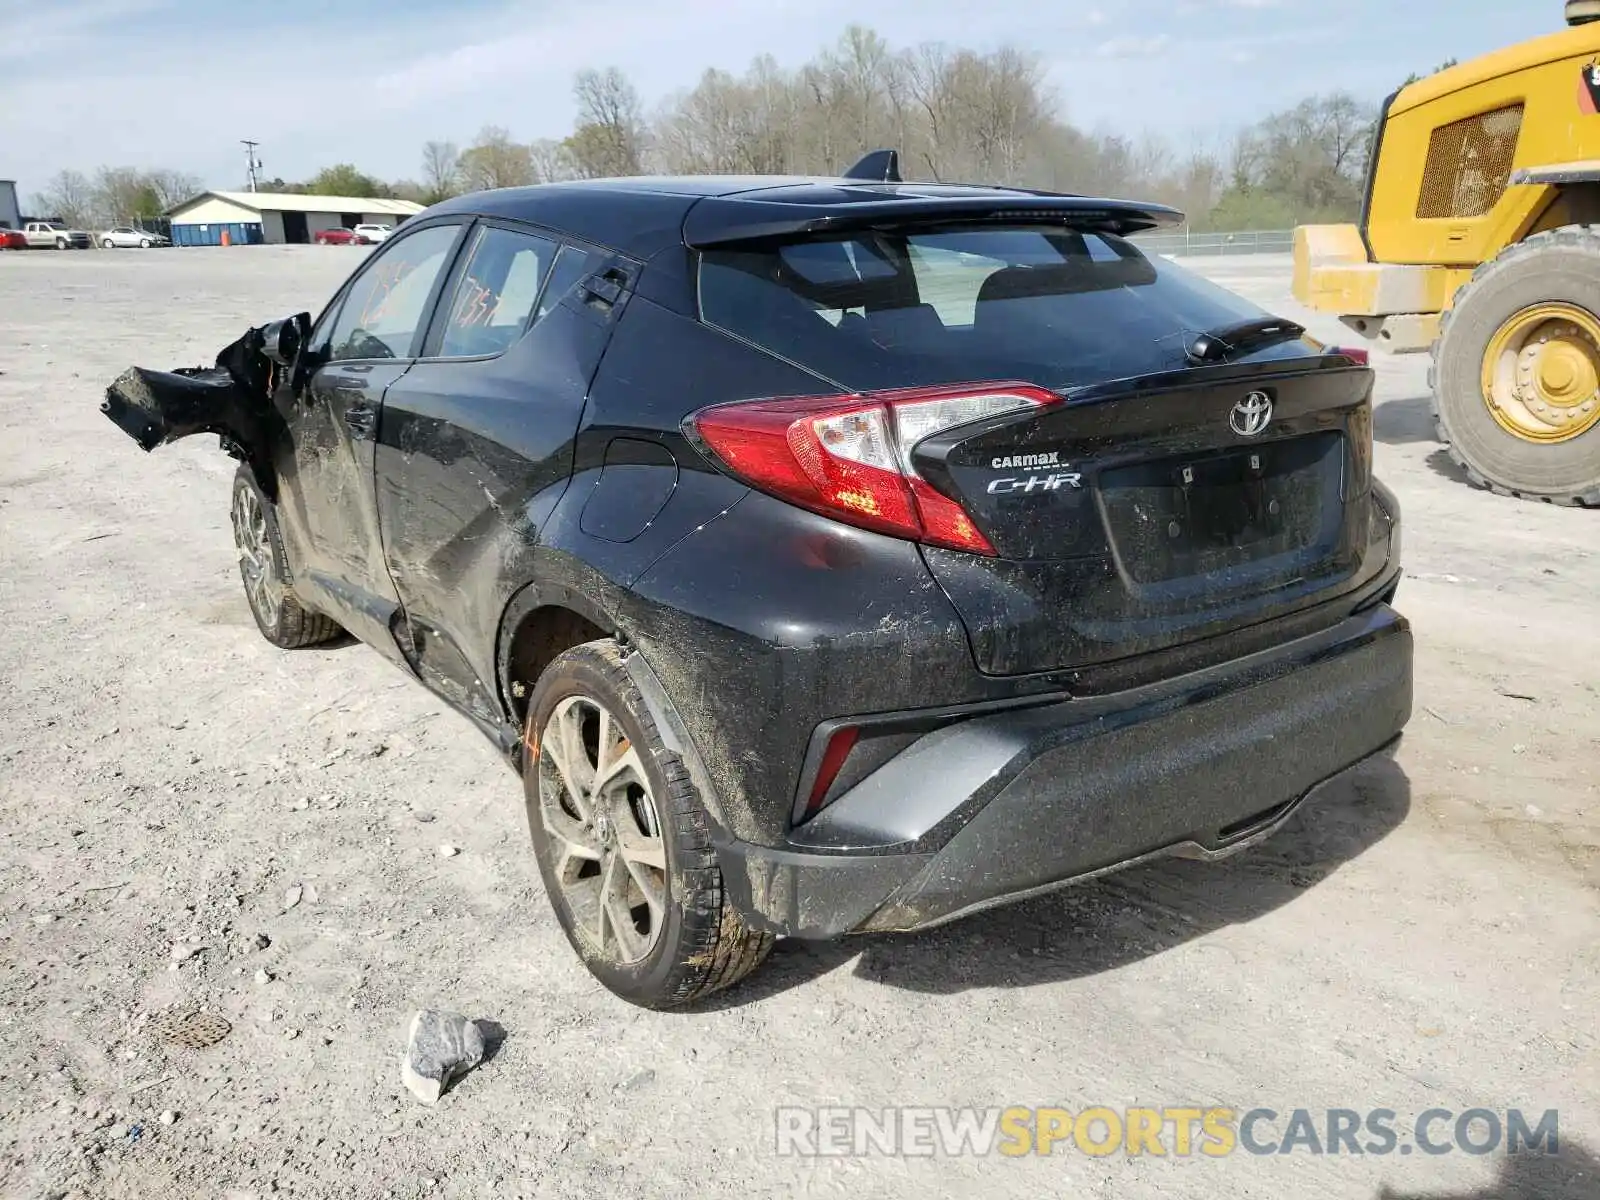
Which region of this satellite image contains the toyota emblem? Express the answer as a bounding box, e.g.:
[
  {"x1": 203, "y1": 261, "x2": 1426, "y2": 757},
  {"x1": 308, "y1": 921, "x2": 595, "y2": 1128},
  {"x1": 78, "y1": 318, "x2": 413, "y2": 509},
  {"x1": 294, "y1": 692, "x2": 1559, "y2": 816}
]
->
[{"x1": 1230, "y1": 391, "x2": 1273, "y2": 437}]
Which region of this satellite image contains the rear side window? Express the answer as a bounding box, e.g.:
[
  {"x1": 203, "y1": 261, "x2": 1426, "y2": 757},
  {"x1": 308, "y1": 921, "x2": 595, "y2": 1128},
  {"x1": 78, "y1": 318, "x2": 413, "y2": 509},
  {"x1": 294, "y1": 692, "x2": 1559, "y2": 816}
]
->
[
  {"x1": 536, "y1": 244, "x2": 600, "y2": 322},
  {"x1": 437, "y1": 226, "x2": 559, "y2": 358},
  {"x1": 698, "y1": 227, "x2": 1279, "y2": 391}
]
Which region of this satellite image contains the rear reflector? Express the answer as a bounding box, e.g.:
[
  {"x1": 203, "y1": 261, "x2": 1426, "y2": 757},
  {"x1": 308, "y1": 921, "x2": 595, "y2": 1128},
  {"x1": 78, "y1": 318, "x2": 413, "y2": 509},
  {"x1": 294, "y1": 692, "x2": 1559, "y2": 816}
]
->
[
  {"x1": 803, "y1": 725, "x2": 860, "y2": 820},
  {"x1": 689, "y1": 382, "x2": 1059, "y2": 554}
]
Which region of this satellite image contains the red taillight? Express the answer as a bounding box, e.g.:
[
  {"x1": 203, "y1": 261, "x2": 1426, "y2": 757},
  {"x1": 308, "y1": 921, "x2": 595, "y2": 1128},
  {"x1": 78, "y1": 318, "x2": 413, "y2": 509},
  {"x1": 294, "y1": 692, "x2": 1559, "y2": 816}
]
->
[
  {"x1": 1329, "y1": 345, "x2": 1371, "y2": 366},
  {"x1": 690, "y1": 382, "x2": 1058, "y2": 555}
]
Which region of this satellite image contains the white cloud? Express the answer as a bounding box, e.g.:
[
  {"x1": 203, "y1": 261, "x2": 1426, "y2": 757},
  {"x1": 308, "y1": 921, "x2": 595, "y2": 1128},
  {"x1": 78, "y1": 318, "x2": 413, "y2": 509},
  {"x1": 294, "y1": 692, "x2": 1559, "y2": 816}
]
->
[
  {"x1": 0, "y1": 0, "x2": 171, "y2": 60},
  {"x1": 1094, "y1": 34, "x2": 1173, "y2": 59}
]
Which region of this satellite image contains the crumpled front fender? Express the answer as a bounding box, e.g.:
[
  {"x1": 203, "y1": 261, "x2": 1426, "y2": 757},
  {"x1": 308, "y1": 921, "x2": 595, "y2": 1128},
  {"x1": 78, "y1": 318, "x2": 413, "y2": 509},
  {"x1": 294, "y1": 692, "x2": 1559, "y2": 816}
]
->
[{"x1": 100, "y1": 314, "x2": 309, "y2": 498}]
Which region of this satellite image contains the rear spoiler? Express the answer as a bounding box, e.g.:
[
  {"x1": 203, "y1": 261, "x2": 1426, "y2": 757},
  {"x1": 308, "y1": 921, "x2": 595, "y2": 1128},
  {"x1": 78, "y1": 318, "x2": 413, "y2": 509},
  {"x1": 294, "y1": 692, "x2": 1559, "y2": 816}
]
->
[{"x1": 682, "y1": 192, "x2": 1185, "y2": 248}]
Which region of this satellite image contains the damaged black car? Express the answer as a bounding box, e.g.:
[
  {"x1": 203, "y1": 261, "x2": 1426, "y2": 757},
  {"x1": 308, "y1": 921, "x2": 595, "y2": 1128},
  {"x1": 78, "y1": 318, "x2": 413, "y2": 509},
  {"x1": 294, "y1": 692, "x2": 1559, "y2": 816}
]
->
[{"x1": 102, "y1": 155, "x2": 1413, "y2": 1008}]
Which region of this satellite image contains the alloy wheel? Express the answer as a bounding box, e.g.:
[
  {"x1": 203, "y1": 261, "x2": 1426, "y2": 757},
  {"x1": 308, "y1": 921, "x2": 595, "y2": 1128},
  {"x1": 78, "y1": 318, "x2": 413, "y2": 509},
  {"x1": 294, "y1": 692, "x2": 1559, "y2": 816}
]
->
[
  {"x1": 536, "y1": 695, "x2": 667, "y2": 965},
  {"x1": 231, "y1": 485, "x2": 282, "y2": 626}
]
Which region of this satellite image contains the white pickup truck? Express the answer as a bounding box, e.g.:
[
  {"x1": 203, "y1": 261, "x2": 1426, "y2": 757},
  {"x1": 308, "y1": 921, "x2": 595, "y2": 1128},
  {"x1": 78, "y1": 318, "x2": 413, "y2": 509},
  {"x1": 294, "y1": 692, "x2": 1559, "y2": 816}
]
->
[{"x1": 24, "y1": 221, "x2": 93, "y2": 249}]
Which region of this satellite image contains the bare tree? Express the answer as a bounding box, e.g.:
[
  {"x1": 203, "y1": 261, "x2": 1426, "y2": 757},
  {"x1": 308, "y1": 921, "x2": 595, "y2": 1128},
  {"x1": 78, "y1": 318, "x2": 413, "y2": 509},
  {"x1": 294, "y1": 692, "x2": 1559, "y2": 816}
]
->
[
  {"x1": 566, "y1": 67, "x2": 648, "y2": 177},
  {"x1": 1226, "y1": 92, "x2": 1375, "y2": 220},
  {"x1": 93, "y1": 167, "x2": 161, "y2": 225},
  {"x1": 31, "y1": 170, "x2": 95, "y2": 226},
  {"x1": 966, "y1": 45, "x2": 1050, "y2": 182},
  {"x1": 147, "y1": 169, "x2": 202, "y2": 212},
  {"x1": 458, "y1": 126, "x2": 535, "y2": 191},
  {"x1": 527, "y1": 138, "x2": 576, "y2": 183},
  {"x1": 421, "y1": 140, "x2": 461, "y2": 203},
  {"x1": 655, "y1": 65, "x2": 796, "y2": 176}
]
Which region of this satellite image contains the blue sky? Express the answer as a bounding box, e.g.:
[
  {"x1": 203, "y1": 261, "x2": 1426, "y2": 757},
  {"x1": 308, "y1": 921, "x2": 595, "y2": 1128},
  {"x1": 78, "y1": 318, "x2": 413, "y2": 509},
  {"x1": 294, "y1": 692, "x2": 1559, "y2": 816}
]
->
[{"x1": 0, "y1": 0, "x2": 1540, "y2": 194}]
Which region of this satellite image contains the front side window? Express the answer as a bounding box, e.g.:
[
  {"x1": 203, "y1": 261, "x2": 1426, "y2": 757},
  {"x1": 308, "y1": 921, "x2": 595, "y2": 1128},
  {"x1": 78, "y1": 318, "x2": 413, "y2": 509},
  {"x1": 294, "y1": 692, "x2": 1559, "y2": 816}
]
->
[
  {"x1": 326, "y1": 223, "x2": 461, "y2": 361},
  {"x1": 436, "y1": 226, "x2": 559, "y2": 358}
]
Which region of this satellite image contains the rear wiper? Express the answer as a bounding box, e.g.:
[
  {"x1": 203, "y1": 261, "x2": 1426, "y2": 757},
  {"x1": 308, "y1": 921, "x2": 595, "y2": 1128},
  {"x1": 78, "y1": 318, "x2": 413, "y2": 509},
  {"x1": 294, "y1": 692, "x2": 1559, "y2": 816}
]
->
[{"x1": 1185, "y1": 316, "x2": 1306, "y2": 365}]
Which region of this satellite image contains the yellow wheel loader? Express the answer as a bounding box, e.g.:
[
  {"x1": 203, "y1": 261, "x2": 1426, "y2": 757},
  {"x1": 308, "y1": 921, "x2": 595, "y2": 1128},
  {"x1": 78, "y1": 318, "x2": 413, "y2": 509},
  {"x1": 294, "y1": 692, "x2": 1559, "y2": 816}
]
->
[{"x1": 1293, "y1": 0, "x2": 1600, "y2": 505}]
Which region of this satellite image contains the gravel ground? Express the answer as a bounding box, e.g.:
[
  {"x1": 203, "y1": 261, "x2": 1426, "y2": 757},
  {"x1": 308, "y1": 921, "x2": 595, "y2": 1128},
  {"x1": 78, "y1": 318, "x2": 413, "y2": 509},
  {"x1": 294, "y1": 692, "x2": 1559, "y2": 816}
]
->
[{"x1": 0, "y1": 246, "x2": 1595, "y2": 1200}]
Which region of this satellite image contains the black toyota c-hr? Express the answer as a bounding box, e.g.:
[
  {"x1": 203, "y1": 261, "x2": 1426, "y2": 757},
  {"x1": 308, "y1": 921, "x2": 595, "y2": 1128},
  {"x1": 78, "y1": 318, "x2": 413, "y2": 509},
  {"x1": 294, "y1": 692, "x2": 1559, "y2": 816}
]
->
[{"x1": 103, "y1": 156, "x2": 1412, "y2": 1008}]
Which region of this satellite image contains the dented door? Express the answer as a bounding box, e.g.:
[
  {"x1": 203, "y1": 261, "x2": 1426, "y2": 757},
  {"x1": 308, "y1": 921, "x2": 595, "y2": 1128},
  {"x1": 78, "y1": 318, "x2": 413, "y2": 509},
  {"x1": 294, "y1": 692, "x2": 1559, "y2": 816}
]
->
[
  {"x1": 374, "y1": 237, "x2": 628, "y2": 717},
  {"x1": 286, "y1": 358, "x2": 412, "y2": 650},
  {"x1": 288, "y1": 221, "x2": 470, "y2": 653}
]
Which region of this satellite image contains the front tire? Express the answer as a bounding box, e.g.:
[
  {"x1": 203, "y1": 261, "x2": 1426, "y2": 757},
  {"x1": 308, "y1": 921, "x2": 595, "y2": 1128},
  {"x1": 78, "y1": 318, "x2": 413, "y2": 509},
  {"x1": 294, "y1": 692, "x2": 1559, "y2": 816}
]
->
[
  {"x1": 102, "y1": 238, "x2": 115, "y2": 249},
  {"x1": 55, "y1": 237, "x2": 67, "y2": 250},
  {"x1": 229, "y1": 466, "x2": 342, "y2": 648},
  {"x1": 139, "y1": 238, "x2": 151, "y2": 249},
  {"x1": 1431, "y1": 226, "x2": 1600, "y2": 506},
  {"x1": 523, "y1": 640, "x2": 773, "y2": 1008}
]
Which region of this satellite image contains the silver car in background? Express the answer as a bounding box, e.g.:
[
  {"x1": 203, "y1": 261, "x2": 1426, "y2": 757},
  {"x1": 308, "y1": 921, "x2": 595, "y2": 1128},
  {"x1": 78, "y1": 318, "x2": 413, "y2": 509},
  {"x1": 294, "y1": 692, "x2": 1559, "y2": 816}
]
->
[{"x1": 99, "y1": 226, "x2": 171, "y2": 249}]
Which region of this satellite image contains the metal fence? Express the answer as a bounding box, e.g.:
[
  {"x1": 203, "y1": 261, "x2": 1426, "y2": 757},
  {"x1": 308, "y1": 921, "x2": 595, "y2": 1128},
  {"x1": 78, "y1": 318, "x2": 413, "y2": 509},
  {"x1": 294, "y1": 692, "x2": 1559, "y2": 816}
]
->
[{"x1": 1130, "y1": 229, "x2": 1295, "y2": 257}]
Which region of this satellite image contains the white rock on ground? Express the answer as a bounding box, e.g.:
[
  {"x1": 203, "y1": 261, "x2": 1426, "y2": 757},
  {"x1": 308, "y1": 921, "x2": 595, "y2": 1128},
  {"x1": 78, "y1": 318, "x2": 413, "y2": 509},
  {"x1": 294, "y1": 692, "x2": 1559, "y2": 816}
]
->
[{"x1": 400, "y1": 1011, "x2": 486, "y2": 1105}]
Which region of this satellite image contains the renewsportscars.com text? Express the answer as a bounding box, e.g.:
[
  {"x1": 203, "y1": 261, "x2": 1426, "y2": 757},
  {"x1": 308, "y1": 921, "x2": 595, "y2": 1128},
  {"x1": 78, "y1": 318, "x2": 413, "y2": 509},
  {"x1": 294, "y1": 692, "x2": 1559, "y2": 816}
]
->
[{"x1": 773, "y1": 1105, "x2": 1561, "y2": 1159}]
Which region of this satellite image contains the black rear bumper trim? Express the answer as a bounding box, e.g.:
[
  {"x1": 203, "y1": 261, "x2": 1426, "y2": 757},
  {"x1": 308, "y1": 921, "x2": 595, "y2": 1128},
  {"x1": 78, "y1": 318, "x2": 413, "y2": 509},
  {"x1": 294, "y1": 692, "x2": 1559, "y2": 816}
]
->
[{"x1": 716, "y1": 604, "x2": 1413, "y2": 938}]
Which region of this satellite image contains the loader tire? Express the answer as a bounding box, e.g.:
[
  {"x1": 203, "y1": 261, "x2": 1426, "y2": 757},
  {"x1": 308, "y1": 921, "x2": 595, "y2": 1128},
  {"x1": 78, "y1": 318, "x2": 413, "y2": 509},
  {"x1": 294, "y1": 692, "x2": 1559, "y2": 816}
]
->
[{"x1": 1430, "y1": 225, "x2": 1600, "y2": 506}]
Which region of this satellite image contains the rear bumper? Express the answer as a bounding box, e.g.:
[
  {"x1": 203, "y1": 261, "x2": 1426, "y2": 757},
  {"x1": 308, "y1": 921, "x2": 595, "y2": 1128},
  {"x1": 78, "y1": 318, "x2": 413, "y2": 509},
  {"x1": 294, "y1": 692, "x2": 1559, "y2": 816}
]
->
[{"x1": 716, "y1": 603, "x2": 1412, "y2": 938}]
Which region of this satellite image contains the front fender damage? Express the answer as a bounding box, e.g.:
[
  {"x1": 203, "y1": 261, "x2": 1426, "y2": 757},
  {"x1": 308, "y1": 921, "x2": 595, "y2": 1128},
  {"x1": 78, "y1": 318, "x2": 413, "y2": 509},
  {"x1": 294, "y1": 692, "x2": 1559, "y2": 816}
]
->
[{"x1": 100, "y1": 314, "x2": 309, "y2": 498}]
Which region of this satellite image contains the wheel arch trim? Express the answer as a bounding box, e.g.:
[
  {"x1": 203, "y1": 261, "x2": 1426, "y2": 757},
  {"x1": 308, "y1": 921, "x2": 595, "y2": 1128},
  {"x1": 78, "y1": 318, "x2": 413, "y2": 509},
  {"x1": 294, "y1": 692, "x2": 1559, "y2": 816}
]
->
[{"x1": 493, "y1": 563, "x2": 732, "y2": 834}]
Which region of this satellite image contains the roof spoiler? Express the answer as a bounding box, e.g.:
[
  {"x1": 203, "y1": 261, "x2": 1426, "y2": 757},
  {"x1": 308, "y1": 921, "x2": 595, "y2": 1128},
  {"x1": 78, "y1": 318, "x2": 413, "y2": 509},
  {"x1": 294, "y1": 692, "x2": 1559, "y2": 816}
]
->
[
  {"x1": 843, "y1": 149, "x2": 902, "y2": 183},
  {"x1": 682, "y1": 194, "x2": 1185, "y2": 248}
]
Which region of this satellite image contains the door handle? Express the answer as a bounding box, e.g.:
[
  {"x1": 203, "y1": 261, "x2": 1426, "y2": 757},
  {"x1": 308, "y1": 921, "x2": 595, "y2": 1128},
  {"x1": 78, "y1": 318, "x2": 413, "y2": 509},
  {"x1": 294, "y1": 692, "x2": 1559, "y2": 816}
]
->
[{"x1": 344, "y1": 402, "x2": 378, "y2": 440}]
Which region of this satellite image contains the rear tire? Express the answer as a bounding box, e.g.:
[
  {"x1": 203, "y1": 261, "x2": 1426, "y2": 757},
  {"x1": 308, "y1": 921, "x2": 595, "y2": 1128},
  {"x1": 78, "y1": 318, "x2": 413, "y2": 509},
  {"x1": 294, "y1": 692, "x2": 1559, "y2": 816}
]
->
[
  {"x1": 102, "y1": 238, "x2": 115, "y2": 249},
  {"x1": 229, "y1": 466, "x2": 342, "y2": 649},
  {"x1": 523, "y1": 640, "x2": 773, "y2": 1009},
  {"x1": 139, "y1": 238, "x2": 151, "y2": 249},
  {"x1": 1430, "y1": 226, "x2": 1600, "y2": 506}
]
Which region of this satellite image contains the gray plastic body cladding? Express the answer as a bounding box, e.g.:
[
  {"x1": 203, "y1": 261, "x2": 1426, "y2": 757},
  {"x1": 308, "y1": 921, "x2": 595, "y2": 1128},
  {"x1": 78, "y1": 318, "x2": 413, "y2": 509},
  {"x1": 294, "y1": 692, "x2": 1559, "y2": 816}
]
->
[{"x1": 718, "y1": 606, "x2": 1411, "y2": 938}]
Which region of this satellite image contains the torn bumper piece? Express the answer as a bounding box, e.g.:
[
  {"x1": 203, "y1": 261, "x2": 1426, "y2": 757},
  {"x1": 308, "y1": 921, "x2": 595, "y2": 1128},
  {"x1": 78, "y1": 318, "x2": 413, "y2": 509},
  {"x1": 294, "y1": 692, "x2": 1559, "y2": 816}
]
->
[
  {"x1": 103, "y1": 363, "x2": 260, "y2": 452},
  {"x1": 99, "y1": 316, "x2": 307, "y2": 491},
  {"x1": 714, "y1": 604, "x2": 1413, "y2": 939}
]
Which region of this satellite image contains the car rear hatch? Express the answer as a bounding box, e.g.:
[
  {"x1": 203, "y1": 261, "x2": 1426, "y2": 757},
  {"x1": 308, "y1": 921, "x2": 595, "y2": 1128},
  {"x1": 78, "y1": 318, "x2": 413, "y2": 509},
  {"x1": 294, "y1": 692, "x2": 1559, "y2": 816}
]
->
[
  {"x1": 688, "y1": 200, "x2": 1386, "y2": 677},
  {"x1": 910, "y1": 358, "x2": 1376, "y2": 674}
]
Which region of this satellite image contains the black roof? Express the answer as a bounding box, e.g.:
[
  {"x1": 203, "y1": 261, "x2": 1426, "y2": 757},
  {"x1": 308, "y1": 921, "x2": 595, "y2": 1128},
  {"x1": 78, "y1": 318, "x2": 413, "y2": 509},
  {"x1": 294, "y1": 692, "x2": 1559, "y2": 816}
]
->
[{"x1": 422, "y1": 176, "x2": 1185, "y2": 259}]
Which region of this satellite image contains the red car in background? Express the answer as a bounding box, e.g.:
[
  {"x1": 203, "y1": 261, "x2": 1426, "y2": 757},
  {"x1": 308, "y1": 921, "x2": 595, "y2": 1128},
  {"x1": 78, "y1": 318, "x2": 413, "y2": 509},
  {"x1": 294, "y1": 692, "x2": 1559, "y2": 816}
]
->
[
  {"x1": 313, "y1": 227, "x2": 368, "y2": 246},
  {"x1": 1, "y1": 229, "x2": 27, "y2": 250}
]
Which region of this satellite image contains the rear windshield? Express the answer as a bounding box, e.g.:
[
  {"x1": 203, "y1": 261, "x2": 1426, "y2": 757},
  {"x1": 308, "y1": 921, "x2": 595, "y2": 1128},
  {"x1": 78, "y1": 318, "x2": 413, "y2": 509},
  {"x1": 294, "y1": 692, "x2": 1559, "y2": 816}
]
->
[{"x1": 698, "y1": 226, "x2": 1292, "y2": 391}]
